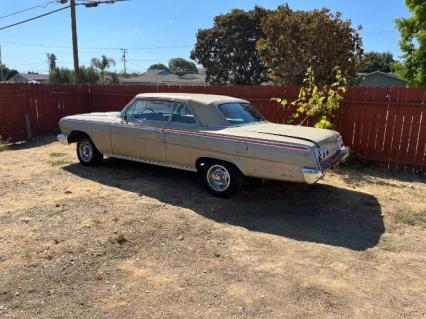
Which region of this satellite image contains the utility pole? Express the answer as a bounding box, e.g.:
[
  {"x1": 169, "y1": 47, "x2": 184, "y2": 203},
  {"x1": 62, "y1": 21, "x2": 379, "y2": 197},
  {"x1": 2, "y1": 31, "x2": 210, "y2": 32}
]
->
[
  {"x1": 0, "y1": 43, "x2": 3, "y2": 82},
  {"x1": 121, "y1": 48, "x2": 128, "y2": 75},
  {"x1": 70, "y1": 0, "x2": 79, "y2": 75}
]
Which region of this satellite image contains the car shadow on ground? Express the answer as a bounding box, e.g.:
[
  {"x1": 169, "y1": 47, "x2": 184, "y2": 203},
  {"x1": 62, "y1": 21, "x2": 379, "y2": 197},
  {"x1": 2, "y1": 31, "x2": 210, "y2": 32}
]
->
[
  {"x1": 6, "y1": 134, "x2": 58, "y2": 151},
  {"x1": 63, "y1": 158, "x2": 385, "y2": 251}
]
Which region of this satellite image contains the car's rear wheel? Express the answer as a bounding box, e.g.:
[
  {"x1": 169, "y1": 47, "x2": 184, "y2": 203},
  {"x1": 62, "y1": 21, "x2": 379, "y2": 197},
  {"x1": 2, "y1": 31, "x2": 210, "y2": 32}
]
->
[
  {"x1": 76, "y1": 137, "x2": 103, "y2": 166},
  {"x1": 202, "y1": 161, "x2": 242, "y2": 197}
]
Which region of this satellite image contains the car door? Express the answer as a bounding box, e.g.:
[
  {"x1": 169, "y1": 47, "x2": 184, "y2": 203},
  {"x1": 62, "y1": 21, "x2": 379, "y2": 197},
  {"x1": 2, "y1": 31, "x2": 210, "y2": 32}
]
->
[
  {"x1": 110, "y1": 99, "x2": 173, "y2": 161},
  {"x1": 164, "y1": 101, "x2": 202, "y2": 167}
]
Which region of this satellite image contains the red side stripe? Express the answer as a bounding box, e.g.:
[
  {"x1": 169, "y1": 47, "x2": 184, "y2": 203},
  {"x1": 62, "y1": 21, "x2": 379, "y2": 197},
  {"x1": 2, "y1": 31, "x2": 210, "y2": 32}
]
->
[{"x1": 164, "y1": 128, "x2": 311, "y2": 152}]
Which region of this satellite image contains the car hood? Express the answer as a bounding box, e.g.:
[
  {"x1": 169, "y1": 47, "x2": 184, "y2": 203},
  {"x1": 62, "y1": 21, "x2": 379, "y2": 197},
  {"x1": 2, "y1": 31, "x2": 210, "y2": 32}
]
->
[{"x1": 62, "y1": 112, "x2": 121, "y2": 123}]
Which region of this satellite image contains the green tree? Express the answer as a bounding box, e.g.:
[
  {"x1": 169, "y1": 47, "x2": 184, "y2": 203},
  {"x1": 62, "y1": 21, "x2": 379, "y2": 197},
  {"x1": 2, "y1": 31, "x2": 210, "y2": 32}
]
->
[
  {"x1": 76, "y1": 66, "x2": 100, "y2": 84},
  {"x1": 49, "y1": 68, "x2": 74, "y2": 84},
  {"x1": 257, "y1": 5, "x2": 363, "y2": 85},
  {"x1": 360, "y1": 51, "x2": 395, "y2": 73},
  {"x1": 273, "y1": 67, "x2": 347, "y2": 129},
  {"x1": 109, "y1": 72, "x2": 120, "y2": 84},
  {"x1": 91, "y1": 55, "x2": 116, "y2": 83},
  {"x1": 46, "y1": 53, "x2": 57, "y2": 74},
  {"x1": 395, "y1": 0, "x2": 426, "y2": 87},
  {"x1": 0, "y1": 64, "x2": 18, "y2": 81},
  {"x1": 168, "y1": 58, "x2": 198, "y2": 76},
  {"x1": 190, "y1": 6, "x2": 270, "y2": 84},
  {"x1": 148, "y1": 63, "x2": 170, "y2": 72},
  {"x1": 49, "y1": 67, "x2": 100, "y2": 84}
]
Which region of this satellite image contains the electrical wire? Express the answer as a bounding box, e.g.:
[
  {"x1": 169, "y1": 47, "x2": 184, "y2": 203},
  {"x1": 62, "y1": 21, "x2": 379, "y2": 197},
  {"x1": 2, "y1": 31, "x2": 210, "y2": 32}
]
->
[
  {"x1": 0, "y1": 0, "x2": 59, "y2": 19},
  {"x1": 0, "y1": 0, "x2": 129, "y2": 31},
  {"x1": 0, "y1": 5, "x2": 72, "y2": 31},
  {"x1": 361, "y1": 30, "x2": 397, "y2": 34},
  {"x1": 1, "y1": 40, "x2": 193, "y2": 51}
]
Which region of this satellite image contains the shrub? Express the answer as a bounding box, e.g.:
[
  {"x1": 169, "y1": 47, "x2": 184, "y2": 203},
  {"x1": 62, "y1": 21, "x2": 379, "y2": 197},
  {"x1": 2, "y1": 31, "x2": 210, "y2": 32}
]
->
[
  {"x1": 272, "y1": 67, "x2": 347, "y2": 129},
  {"x1": 0, "y1": 136, "x2": 10, "y2": 152}
]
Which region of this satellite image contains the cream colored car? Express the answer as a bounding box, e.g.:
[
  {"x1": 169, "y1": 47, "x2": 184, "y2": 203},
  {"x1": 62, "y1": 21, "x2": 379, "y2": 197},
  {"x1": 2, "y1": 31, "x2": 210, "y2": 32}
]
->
[{"x1": 58, "y1": 93, "x2": 347, "y2": 197}]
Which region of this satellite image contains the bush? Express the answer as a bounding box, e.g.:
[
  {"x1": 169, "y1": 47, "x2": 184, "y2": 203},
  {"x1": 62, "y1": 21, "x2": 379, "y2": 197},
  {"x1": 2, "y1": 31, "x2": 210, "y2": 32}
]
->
[
  {"x1": 272, "y1": 67, "x2": 347, "y2": 129},
  {"x1": 0, "y1": 136, "x2": 10, "y2": 152}
]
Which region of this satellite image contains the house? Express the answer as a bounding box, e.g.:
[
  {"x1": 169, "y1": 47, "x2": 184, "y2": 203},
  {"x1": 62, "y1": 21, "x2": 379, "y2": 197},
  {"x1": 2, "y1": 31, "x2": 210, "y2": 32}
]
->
[
  {"x1": 120, "y1": 69, "x2": 206, "y2": 85},
  {"x1": 358, "y1": 71, "x2": 406, "y2": 88},
  {"x1": 9, "y1": 72, "x2": 49, "y2": 84}
]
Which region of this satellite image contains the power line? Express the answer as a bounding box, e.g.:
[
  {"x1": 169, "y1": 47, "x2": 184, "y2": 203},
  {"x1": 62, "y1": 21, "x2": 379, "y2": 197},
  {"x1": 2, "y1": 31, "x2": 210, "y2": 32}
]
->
[
  {"x1": 0, "y1": 0, "x2": 59, "y2": 19},
  {"x1": 127, "y1": 58, "x2": 164, "y2": 62},
  {"x1": 0, "y1": 0, "x2": 129, "y2": 32},
  {"x1": 361, "y1": 30, "x2": 398, "y2": 34},
  {"x1": 0, "y1": 40, "x2": 193, "y2": 51},
  {"x1": 0, "y1": 5, "x2": 72, "y2": 31}
]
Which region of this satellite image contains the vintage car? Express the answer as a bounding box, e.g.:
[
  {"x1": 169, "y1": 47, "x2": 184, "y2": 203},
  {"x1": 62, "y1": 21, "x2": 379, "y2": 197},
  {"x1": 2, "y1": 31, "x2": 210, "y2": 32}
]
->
[{"x1": 58, "y1": 93, "x2": 347, "y2": 197}]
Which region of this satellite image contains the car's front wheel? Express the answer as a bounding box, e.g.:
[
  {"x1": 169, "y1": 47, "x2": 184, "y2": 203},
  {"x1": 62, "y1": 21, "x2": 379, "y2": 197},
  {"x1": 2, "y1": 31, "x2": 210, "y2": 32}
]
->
[
  {"x1": 76, "y1": 137, "x2": 103, "y2": 166},
  {"x1": 202, "y1": 161, "x2": 242, "y2": 197}
]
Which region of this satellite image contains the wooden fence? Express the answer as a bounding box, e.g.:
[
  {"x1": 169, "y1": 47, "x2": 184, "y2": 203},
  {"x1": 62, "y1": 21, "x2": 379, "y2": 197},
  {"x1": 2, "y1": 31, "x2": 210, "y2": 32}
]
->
[{"x1": 0, "y1": 83, "x2": 425, "y2": 172}]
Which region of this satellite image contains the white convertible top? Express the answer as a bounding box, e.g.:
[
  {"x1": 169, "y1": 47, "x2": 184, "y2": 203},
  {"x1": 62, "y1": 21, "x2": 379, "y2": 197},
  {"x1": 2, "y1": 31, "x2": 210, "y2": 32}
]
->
[{"x1": 135, "y1": 93, "x2": 248, "y2": 105}]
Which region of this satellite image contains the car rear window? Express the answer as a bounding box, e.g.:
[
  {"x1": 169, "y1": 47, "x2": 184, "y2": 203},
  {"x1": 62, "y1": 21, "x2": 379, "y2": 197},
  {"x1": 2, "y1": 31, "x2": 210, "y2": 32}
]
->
[{"x1": 218, "y1": 103, "x2": 265, "y2": 125}]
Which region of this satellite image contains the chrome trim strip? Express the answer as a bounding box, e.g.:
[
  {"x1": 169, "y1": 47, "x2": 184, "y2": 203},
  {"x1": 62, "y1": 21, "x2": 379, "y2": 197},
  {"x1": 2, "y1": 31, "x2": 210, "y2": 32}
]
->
[
  {"x1": 104, "y1": 153, "x2": 198, "y2": 172},
  {"x1": 163, "y1": 128, "x2": 310, "y2": 151},
  {"x1": 110, "y1": 124, "x2": 310, "y2": 152}
]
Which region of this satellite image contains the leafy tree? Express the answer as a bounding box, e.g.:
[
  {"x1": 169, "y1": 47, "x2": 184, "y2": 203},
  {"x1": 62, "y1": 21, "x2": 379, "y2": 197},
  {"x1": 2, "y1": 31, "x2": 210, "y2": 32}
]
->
[
  {"x1": 76, "y1": 66, "x2": 100, "y2": 84},
  {"x1": 49, "y1": 68, "x2": 74, "y2": 84},
  {"x1": 91, "y1": 55, "x2": 116, "y2": 83},
  {"x1": 257, "y1": 5, "x2": 363, "y2": 85},
  {"x1": 46, "y1": 53, "x2": 57, "y2": 73},
  {"x1": 272, "y1": 67, "x2": 347, "y2": 130},
  {"x1": 0, "y1": 64, "x2": 18, "y2": 81},
  {"x1": 191, "y1": 6, "x2": 270, "y2": 84},
  {"x1": 395, "y1": 0, "x2": 426, "y2": 86},
  {"x1": 148, "y1": 63, "x2": 170, "y2": 72},
  {"x1": 360, "y1": 51, "x2": 395, "y2": 73},
  {"x1": 109, "y1": 72, "x2": 120, "y2": 84},
  {"x1": 168, "y1": 58, "x2": 198, "y2": 76},
  {"x1": 49, "y1": 67, "x2": 100, "y2": 84}
]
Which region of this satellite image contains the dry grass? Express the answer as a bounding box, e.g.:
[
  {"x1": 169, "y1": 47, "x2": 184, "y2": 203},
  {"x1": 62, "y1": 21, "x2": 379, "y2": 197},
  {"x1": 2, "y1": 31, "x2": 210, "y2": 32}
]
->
[
  {"x1": 393, "y1": 208, "x2": 426, "y2": 227},
  {"x1": 1, "y1": 136, "x2": 425, "y2": 319},
  {"x1": 48, "y1": 159, "x2": 74, "y2": 166},
  {"x1": 49, "y1": 152, "x2": 67, "y2": 158}
]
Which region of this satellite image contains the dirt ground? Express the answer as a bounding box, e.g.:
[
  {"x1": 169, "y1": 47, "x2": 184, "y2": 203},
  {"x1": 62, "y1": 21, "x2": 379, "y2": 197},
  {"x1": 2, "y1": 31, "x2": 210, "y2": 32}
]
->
[{"x1": 0, "y1": 135, "x2": 425, "y2": 319}]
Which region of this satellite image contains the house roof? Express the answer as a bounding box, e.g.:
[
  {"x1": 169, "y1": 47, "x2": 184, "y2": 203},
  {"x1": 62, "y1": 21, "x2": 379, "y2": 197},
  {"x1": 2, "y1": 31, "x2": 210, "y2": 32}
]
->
[
  {"x1": 120, "y1": 69, "x2": 206, "y2": 85},
  {"x1": 361, "y1": 71, "x2": 405, "y2": 81},
  {"x1": 10, "y1": 73, "x2": 49, "y2": 83},
  {"x1": 358, "y1": 71, "x2": 406, "y2": 88}
]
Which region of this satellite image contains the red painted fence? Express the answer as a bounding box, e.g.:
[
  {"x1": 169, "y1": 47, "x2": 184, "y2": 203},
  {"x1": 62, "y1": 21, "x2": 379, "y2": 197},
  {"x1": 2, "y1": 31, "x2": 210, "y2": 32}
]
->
[{"x1": 0, "y1": 83, "x2": 425, "y2": 172}]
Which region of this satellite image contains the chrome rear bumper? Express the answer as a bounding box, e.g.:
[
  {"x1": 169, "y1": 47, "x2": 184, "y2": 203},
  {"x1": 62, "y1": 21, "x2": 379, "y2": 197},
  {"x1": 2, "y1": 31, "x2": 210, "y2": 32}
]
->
[
  {"x1": 302, "y1": 147, "x2": 349, "y2": 184},
  {"x1": 57, "y1": 134, "x2": 68, "y2": 144}
]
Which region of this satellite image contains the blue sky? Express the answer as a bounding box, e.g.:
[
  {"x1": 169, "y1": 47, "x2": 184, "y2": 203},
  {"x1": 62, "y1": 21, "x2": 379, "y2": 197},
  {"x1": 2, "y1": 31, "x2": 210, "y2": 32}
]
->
[{"x1": 0, "y1": 0, "x2": 409, "y2": 74}]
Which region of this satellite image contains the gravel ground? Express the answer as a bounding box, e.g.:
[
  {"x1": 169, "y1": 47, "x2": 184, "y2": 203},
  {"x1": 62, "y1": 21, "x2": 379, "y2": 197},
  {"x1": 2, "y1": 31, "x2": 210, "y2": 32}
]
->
[{"x1": 0, "y1": 136, "x2": 425, "y2": 319}]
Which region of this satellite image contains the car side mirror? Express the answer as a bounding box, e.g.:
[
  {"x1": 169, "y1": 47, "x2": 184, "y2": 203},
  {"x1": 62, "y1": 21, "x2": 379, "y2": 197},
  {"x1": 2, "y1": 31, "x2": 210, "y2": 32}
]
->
[{"x1": 123, "y1": 114, "x2": 128, "y2": 122}]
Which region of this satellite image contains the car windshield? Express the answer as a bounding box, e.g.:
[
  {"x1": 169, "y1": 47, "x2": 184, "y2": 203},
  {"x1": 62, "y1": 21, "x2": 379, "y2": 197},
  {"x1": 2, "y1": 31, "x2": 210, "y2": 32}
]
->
[{"x1": 218, "y1": 103, "x2": 265, "y2": 126}]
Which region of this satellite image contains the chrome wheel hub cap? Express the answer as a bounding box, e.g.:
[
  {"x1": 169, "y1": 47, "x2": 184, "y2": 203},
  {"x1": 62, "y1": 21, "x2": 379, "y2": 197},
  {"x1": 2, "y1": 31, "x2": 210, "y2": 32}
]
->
[
  {"x1": 207, "y1": 165, "x2": 231, "y2": 192},
  {"x1": 79, "y1": 141, "x2": 93, "y2": 162}
]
